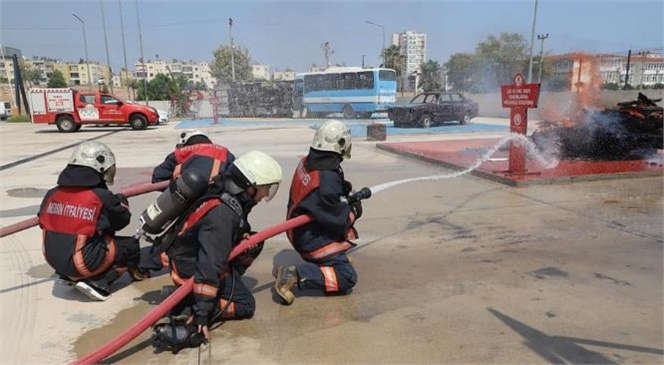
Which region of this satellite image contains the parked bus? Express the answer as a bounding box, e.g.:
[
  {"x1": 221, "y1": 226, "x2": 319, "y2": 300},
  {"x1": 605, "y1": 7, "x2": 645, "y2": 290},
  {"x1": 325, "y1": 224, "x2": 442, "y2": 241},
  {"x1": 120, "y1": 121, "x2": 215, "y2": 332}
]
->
[{"x1": 293, "y1": 67, "x2": 397, "y2": 119}]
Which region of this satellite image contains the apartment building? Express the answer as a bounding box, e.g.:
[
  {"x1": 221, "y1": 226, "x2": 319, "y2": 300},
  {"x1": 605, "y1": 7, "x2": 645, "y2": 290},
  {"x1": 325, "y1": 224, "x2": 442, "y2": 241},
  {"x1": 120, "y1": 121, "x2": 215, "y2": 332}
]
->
[
  {"x1": 252, "y1": 64, "x2": 270, "y2": 80},
  {"x1": 1, "y1": 56, "x2": 110, "y2": 87},
  {"x1": 134, "y1": 59, "x2": 216, "y2": 88},
  {"x1": 392, "y1": 30, "x2": 427, "y2": 89},
  {"x1": 549, "y1": 52, "x2": 664, "y2": 89}
]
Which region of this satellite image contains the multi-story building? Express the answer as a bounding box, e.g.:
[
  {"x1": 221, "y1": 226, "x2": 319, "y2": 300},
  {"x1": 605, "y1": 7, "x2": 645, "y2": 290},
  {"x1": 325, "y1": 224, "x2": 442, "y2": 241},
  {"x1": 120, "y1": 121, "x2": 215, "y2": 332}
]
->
[
  {"x1": 273, "y1": 71, "x2": 296, "y2": 81},
  {"x1": 133, "y1": 59, "x2": 216, "y2": 88},
  {"x1": 391, "y1": 30, "x2": 427, "y2": 90},
  {"x1": 549, "y1": 52, "x2": 664, "y2": 89},
  {"x1": 252, "y1": 64, "x2": 270, "y2": 80},
  {"x1": 0, "y1": 55, "x2": 110, "y2": 87}
]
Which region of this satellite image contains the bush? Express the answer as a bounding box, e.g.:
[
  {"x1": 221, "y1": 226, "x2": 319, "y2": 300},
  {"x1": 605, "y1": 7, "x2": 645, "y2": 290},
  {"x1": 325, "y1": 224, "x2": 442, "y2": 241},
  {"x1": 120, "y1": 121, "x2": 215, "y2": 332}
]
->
[{"x1": 7, "y1": 115, "x2": 31, "y2": 123}]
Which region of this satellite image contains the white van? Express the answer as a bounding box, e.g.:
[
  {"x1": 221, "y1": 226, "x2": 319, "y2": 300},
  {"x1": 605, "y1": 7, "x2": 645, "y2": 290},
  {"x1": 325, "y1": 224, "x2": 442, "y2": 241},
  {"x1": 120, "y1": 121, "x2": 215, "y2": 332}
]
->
[{"x1": 0, "y1": 101, "x2": 11, "y2": 120}]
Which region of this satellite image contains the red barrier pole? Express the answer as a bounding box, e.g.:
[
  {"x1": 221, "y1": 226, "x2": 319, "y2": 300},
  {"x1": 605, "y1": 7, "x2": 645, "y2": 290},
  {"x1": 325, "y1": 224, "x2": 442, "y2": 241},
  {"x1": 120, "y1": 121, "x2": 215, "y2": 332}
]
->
[
  {"x1": 72, "y1": 214, "x2": 313, "y2": 365},
  {"x1": 0, "y1": 180, "x2": 169, "y2": 238}
]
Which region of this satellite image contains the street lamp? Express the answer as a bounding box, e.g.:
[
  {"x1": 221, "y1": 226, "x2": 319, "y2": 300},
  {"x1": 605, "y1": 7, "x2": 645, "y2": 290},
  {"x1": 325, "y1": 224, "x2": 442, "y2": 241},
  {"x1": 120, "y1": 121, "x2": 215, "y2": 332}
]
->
[
  {"x1": 100, "y1": 0, "x2": 113, "y2": 93},
  {"x1": 72, "y1": 13, "x2": 92, "y2": 90},
  {"x1": 365, "y1": 20, "x2": 385, "y2": 66},
  {"x1": 537, "y1": 33, "x2": 549, "y2": 83},
  {"x1": 527, "y1": 0, "x2": 539, "y2": 83}
]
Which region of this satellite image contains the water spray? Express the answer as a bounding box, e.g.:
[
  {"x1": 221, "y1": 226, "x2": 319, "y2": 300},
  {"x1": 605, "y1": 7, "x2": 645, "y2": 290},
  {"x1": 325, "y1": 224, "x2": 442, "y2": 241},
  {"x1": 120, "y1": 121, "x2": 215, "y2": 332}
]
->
[{"x1": 369, "y1": 133, "x2": 559, "y2": 195}]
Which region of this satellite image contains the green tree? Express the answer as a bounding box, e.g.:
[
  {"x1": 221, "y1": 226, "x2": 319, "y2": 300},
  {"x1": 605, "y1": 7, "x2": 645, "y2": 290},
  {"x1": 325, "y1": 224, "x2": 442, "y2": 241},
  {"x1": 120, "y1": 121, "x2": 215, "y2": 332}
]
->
[
  {"x1": 382, "y1": 45, "x2": 406, "y2": 89},
  {"x1": 419, "y1": 60, "x2": 443, "y2": 92},
  {"x1": 210, "y1": 44, "x2": 253, "y2": 82},
  {"x1": 474, "y1": 32, "x2": 529, "y2": 92},
  {"x1": 47, "y1": 70, "x2": 67, "y2": 88},
  {"x1": 444, "y1": 53, "x2": 477, "y2": 92},
  {"x1": 138, "y1": 74, "x2": 178, "y2": 100},
  {"x1": 19, "y1": 60, "x2": 43, "y2": 87}
]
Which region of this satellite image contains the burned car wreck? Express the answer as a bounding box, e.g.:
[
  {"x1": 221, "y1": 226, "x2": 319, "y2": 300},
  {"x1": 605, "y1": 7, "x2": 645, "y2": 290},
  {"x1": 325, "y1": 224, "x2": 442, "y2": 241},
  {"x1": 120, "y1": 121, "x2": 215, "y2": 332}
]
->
[
  {"x1": 532, "y1": 92, "x2": 663, "y2": 160},
  {"x1": 387, "y1": 92, "x2": 479, "y2": 128}
]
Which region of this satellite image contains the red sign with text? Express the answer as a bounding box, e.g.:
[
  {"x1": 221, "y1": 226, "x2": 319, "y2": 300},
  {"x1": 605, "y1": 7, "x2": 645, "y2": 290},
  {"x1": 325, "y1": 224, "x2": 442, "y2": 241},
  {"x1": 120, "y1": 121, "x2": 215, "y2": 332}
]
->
[{"x1": 501, "y1": 74, "x2": 540, "y2": 108}]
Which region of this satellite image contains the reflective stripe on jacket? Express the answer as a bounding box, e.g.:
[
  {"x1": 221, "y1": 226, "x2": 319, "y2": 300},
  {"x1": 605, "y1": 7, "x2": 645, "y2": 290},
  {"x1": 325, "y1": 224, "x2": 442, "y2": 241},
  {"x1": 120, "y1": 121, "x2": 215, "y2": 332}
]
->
[{"x1": 39, "y1": 187, "x2": 116, "y2": 280}]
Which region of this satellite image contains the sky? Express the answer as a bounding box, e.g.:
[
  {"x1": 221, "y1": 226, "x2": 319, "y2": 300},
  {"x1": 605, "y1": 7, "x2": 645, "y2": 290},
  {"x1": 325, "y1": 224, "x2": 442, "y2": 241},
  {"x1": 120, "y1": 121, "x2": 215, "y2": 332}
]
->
[{"x1": 1, "y1": 0, "x2": 662, "y2": 73}]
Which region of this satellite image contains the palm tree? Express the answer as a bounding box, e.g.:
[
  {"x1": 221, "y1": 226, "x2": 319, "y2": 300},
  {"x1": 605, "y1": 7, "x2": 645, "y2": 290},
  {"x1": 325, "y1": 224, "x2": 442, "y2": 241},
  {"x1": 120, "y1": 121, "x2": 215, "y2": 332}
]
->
[
  {"x1": 419, "y1": 60, "x2": 443, "y2": 92},
  {"x1": 382, "y1": 45, "x2": 406, "y2": 90}
]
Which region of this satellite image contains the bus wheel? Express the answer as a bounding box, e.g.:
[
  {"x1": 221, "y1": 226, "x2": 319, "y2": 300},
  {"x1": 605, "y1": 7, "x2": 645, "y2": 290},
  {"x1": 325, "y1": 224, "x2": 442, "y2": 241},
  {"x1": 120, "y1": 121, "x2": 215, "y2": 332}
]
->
[
  {"x1": 342, "y1": 105, "x2": 356, "y2": 119},
  {"x1": 359, "y1": 112, "x2": 372, "y2": 119},
  {"x1": 56, "y1": 115, "x2": 78, "y2": 133}
]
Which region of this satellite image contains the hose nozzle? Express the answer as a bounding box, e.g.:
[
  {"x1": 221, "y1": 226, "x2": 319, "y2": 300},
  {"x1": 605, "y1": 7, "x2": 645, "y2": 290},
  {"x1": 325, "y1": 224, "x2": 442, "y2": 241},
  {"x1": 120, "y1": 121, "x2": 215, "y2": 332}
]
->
[{"x1": 348, "y1": 187, "x2": 372, "y2": 204}]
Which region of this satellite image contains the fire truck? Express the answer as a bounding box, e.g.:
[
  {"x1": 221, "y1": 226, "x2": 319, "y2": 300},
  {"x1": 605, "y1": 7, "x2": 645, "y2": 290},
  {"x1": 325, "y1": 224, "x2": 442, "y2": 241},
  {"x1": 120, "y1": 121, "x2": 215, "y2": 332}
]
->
[{"x1": 28, "y1": 88, "x2": 159, "y2": 132}]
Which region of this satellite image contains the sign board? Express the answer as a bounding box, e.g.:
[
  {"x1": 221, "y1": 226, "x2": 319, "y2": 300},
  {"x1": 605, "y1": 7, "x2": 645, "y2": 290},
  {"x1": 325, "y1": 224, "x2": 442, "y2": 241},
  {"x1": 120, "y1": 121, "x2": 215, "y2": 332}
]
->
[{"x1": 501, "y1": 73, "x2": 540, "y2": 108}]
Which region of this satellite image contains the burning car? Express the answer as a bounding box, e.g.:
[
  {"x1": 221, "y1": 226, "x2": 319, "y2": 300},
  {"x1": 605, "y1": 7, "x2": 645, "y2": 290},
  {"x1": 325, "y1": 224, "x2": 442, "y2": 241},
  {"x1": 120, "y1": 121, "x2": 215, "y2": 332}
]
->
[{"x1": 387, "y1": 92, "x2": 479, "y2": 128}]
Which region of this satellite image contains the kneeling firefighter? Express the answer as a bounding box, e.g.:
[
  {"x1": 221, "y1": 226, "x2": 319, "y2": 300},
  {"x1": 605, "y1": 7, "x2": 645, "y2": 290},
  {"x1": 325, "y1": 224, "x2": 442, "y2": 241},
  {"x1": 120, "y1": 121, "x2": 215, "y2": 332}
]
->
[
  {"x1": 148, "y1": 150, "x2": 283, "y2": 351},
  {"x1": 38, "y1": 141, "x2": 143, "y2": 301},
  {"x1": 275, "y1": 120, "x2": 371, "y2": 305}
]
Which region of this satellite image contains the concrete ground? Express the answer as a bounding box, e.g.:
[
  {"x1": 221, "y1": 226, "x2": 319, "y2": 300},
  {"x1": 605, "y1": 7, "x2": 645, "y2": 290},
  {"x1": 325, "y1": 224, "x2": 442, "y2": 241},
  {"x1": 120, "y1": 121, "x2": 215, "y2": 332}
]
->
[{"x1": 0, "y1": 118, "x2": 662, "y2": 364}]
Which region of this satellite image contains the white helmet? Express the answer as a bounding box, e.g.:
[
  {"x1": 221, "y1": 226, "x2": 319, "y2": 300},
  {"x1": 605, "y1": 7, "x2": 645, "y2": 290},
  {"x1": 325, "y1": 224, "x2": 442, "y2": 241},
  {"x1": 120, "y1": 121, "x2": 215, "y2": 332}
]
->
[
  {"x1": 69, "y1": 141, "x2": 117, "y2": 184},
  {"x1": 232, "y1": 150, "x2": 283, "y2": 202},
  {"x1": 177, "y1": 129, "x2": 207, "y2": 146},
  {"x1": 311, "y1": 119, "x2": 352, "y2": 159}
]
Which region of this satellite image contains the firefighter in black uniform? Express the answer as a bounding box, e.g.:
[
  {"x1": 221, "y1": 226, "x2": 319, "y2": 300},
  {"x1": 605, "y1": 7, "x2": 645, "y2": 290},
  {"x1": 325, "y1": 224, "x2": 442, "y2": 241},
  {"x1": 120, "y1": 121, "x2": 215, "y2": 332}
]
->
[
  {"x1": 38, "y1": 141, "x2": 142, "y2": 301},
  {"x1": 152, "y1": 129, "x2": 235, "y2": 183},
  {"x1": 140, "y1": 130, "x2": 236, "y2": 277},
  {"x1": 165, "y1": 150, "x2": 282, "y2": 341},
  {"x1": 275, "y1": 120, "x2": 363, "y2": 305}
]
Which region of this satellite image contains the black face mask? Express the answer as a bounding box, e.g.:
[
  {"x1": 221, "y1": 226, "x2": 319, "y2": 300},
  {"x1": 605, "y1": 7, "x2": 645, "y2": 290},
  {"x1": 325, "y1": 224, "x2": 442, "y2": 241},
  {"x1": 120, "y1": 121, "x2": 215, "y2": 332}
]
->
[{"x1": 152, "y1": 319, "x2": 205, "y2": 354}]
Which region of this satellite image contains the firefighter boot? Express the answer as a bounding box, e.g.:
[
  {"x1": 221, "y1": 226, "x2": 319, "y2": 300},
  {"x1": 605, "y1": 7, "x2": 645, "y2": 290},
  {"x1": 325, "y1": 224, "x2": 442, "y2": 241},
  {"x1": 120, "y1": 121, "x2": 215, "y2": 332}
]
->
[{"x1": 275, "y1": 265, "x2": 298, "y2": 305}]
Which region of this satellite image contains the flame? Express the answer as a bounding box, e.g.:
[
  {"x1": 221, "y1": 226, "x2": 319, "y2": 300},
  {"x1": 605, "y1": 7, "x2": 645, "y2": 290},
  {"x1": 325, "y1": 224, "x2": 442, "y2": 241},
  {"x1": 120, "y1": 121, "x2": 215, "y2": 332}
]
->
[{"x1": 538, "y1": 53, "x2": 603, "y2": 125}]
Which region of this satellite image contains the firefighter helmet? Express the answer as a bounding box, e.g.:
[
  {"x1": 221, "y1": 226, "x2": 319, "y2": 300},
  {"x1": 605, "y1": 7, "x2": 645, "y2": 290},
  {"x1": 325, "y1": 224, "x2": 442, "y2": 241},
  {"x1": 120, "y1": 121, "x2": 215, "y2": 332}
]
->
[
  {"x1": 230, "y1": 150, "x2": 283, "y2": 201},
  {"x1": 310, "y1": 119, "x2": 352, "y2": 159},
  {"x1": 177, "y1": 129, "x2": 207, "y2": 146},
  {"x1": 69, "y1": 141, "x2": 117, "y2": 184}
]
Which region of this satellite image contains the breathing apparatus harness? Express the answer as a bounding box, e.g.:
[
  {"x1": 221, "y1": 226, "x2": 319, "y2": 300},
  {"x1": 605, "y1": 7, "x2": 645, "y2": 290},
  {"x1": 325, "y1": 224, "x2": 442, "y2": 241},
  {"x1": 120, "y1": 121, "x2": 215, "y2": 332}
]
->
[{"x1": 136, "y1": 170, "x2": 247, "y2": 353}]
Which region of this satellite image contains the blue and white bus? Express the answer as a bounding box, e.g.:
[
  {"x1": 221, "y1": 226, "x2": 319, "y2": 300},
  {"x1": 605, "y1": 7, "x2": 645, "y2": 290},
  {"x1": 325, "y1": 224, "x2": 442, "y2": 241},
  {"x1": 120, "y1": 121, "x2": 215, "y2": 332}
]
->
[{"x1": 293, "y1": 67, "x2": 397, "y2": 119}]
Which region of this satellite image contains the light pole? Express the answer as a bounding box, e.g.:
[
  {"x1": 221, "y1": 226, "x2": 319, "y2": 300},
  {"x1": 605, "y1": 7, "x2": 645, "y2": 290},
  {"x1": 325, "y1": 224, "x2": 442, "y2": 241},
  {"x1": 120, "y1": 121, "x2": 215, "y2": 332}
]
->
[
  {"x1": 365, "y1": 20, "x2": 385, "y2": 66},
  {"x1": 72, "y1": 13, "x2": 92, "y2": 90},
  {"x1": 135, "y1": 0, "x2": 148, "y2": 105},
  {"x1": 537, "y1": 33, "x2": 549, "y2": 83},
  {"x1": 100, "y1": 0, "x2": 113, "y2": 93},
  {"x1": 229, "y1": 18, "x2": 235, "y2": 81},
  {"x1": 527, "y1": 0, "x2": 539, "y2": 83},
  {"x1": 118, "y1": 0, "x2": 131, "y2": 99}
]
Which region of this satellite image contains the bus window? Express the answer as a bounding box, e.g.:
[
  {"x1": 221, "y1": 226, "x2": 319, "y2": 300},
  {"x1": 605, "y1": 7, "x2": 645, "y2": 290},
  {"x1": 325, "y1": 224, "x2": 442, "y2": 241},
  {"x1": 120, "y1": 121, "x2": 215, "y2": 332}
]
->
[
  {"x1": 359, "y1": 71, "x2": 374, "y2": 89},
  {"x1": 379, "y1": 70, "x2": 396, "y2": 81}
]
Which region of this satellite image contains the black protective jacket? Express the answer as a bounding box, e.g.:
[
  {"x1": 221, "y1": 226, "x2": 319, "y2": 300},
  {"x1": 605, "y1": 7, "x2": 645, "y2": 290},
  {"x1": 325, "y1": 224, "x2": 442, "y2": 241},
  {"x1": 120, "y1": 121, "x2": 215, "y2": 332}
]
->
[
  {"x1": 38, "y1": 165, "x2": 130, "y2": 279},
  {"x1": 287, "y1": 149, "x2": 353, "y2": 256},
  {"x1": 166, "y1": 188, "x2": 254, "y2": 325}
]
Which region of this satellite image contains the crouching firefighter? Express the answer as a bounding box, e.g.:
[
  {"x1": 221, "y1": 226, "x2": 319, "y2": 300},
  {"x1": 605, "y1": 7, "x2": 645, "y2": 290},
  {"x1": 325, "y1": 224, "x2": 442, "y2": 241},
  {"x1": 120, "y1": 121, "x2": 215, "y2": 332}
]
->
[
  {"x1": 152, "y1": 129, "x2": 235, "y2": 184},
  {"x1": 137, "y1": 129, "x2": 236, "y2": 278},
  {"x1": 275, "y1": 120, "x2": 371, "y2": 305},
  {"x1": 38, "y1": 141, "x2": 143, "y2": 301},
  {"x1": 148, "y1": 150, "x2": 282, "y2": 351}
]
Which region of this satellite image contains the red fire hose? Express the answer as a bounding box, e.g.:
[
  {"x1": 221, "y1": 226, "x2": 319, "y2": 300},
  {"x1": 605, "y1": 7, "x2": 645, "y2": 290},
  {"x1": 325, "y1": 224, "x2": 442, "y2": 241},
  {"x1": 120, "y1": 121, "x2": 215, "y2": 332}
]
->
[
  {"x1": 72, "y1": 214, "x2": 313, "y2": 365},
  {"x1": 0, "y1": 180, "x2": 169, "y2": 238}
]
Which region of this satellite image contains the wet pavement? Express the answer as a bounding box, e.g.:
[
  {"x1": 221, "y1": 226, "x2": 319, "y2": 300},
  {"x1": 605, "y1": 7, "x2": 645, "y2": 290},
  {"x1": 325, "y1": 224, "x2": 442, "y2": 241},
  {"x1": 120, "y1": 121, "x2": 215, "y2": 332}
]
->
[{"x1": 0, "y1": 119, "x2": 662, "y2": 364}]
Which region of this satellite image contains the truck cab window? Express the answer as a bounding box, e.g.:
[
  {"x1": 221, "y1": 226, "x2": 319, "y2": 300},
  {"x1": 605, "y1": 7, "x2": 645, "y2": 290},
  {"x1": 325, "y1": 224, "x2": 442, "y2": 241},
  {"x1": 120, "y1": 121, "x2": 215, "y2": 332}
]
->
[
  {"x1": 101, "y1": 96, "x2": 119, "y2": 105},
  {"x1": 80, "y1": 95, "x2": 95, "y2": 105}
]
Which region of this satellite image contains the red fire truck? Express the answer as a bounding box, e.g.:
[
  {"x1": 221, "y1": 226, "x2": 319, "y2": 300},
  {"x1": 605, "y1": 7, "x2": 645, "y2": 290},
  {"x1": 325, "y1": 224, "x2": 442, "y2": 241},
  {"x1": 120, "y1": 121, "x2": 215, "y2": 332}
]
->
[{"x1": 29, "y1": 88, "x2": 159, "y2": 132}]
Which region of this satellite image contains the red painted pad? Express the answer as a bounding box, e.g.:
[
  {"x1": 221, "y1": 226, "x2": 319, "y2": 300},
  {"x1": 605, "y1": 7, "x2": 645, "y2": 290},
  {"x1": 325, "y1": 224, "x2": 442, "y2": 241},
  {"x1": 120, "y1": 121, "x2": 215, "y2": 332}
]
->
[{"x1": 377, "y1": 138, "x2": 663, "y2": 186}]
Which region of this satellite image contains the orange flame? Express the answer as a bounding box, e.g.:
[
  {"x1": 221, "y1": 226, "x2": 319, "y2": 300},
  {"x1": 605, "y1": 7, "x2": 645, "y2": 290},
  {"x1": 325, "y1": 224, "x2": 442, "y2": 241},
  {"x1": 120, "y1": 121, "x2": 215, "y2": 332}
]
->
[{"x1": 538, "y1": 53, "x2": 603, "y2": 126}]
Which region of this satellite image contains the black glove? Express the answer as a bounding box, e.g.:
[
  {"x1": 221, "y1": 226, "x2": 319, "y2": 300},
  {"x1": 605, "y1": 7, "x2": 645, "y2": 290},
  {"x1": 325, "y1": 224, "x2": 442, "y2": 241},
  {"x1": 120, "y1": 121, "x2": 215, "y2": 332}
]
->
[
  {"x1": 115, "y1": 193, "x2": 129, "y2": 206},
  {"x1": 350, "y1": 201, "x2": 363, "y2": 220},
  {"x1": 342, "y1": 180, "x2": 353, "y2": 196}
]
